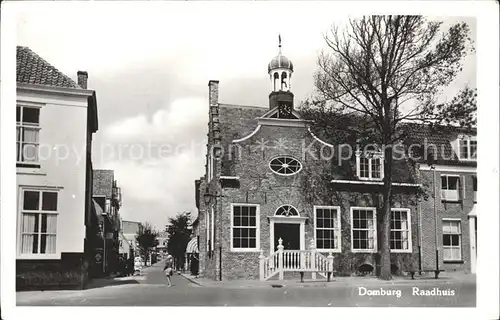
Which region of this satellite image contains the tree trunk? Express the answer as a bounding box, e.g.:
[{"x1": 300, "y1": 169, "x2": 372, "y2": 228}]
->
[{"x1": 379, "y1": 143, "x2": 393, "y2": 280}]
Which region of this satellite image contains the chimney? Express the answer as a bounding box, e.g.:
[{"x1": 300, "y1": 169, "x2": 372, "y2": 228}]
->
[
  {"x1": 77, "y1": 71, "x2": 88, "y2": 89},
  {"x1": 208, "y1": 80, "x2": 221, "y2": 148},
  {"x1": 208, "y1": 80, "x2": 219, "y2": 106}
]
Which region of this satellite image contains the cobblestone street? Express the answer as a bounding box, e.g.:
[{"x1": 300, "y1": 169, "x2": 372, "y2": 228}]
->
[{"x1": 16, "y1": 263, "x2": 476, "y2": 307}]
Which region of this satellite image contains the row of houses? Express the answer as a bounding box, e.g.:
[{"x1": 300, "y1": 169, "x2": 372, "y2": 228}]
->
[
  {"x1": 194, "y1": 43, "x2": 477, "y2": 281},
  {"x1": 15, "y1": 46, "x2": 141, "y2": 290}
]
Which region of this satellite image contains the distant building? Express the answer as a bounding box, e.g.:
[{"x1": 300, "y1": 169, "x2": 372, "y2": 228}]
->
[
  {"x1": 15, "y1": 46, "x2": 98, "y2": 290},
  {"x1": 118, "y1": 231, "x2": 132, "y2": 260},
  {"x1": 121, "y1": 220, "x2": 142, "y2": 256},
  {"x1": 156, "y1": 231, "x2": 169, "y2": 255},
  {"x1": 92, "y1": 169, "x2": 123, "y2": 277}
]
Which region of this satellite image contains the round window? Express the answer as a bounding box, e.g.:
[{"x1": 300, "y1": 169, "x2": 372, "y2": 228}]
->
[
  {"x1": 275, "y1": 205, "x2": 299, "y2": 217},
  {"x1": 269, "y1": 156, "x2": 302, "y2": 175}
]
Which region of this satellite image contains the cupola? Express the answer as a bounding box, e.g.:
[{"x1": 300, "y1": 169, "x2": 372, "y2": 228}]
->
[{"x1": 268, "y1": 35, "x2": 294, "y2": 113}]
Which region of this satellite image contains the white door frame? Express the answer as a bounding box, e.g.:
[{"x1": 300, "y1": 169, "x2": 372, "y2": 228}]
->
[{"x1": 268, "y1": 216, "x2": 307, "y2": 254}]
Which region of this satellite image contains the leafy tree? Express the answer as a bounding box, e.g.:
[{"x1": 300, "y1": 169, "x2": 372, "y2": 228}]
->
[
  {"x1": 135, "y1": 222, "x2": 158, "y2": 266},
  {"x1": 166, "y1": 212, "x2": 192, "y2": 270},
  {"x1": 301, "y1": 16, "x2": 476, "y2": 280}
]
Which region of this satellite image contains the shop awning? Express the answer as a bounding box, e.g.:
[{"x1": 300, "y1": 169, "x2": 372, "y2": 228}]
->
[
  {"x1": 186, "y1": 237, "x2": 198, "y2": 254},
  {"x1": 92, "y1": 199, "x2": 104, "y2": 222}
]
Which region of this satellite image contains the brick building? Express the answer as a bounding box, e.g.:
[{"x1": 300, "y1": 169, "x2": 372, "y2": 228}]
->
[
  {"x1": 195, "y1": 42, "x2": 423, "y2": 281},
  {"x1": 406, "y1": 124, "x2": 477, "y2": 274},
  {"x1": 92, "y1": 169, "x2": 123, "y2": 277}
]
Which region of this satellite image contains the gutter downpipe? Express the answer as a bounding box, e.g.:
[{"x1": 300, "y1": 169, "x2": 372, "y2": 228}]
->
[{"x1": 433, "y1": 167, "x2": 439, "y2": 274}]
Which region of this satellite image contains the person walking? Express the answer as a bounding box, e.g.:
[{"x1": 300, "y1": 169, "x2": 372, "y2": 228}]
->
[{"x1": 163, "y1": 253, "x2": 174, "y2": 287}]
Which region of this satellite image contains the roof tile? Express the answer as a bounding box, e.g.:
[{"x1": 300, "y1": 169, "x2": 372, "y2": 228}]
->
[{"x1": 16, "y1": 46, "x2": 80, "y2": 89}]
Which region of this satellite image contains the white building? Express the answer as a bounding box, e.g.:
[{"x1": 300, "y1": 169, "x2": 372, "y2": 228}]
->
[
  {"x1": 121, "y1": 220, "x2": 142, "y2": 255},
  {"x1": 16, "y1": 46, "x2": 98, "y2": 290}
]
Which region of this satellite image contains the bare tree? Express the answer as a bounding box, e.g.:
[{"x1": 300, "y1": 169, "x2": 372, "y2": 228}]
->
[{"x1": 303, "y1": 16, "x2": 476, "y2": 280}]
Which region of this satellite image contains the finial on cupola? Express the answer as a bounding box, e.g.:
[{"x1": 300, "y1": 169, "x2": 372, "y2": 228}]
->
[{"x1": 278, "y1": 34, "x2": 282, "y2": 52}]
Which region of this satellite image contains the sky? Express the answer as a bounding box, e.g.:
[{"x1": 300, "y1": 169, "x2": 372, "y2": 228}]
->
[{"x1": 13, "y1": 2, "x2": 476, "y2": 231}]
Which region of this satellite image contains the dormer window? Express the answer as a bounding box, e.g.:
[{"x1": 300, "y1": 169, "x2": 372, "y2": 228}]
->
[
  {"x1": 458, "y1": 136, "x2": 477, "y2": 161},
  {"x1": 356, "y1": 150, "x2": 384, "y2": 181}
]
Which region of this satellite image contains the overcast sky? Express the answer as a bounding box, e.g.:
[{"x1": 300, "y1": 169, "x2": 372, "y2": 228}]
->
[{"x1": 14, "y1": 2, "x2": 476, "y2": 231}]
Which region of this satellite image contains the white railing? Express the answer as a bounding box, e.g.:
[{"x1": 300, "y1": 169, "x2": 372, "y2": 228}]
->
[
  {"x1": 260, "y1": 238, "x2": 334, "y2": 281},
  {"x1": 259, "y1": 249, "x2": 280, "y2": 281}
]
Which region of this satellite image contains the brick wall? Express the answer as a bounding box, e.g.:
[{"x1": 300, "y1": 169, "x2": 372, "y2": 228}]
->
[
  {"x1": 16, "y1": 252, "x2": 88, "y2": 291},
  {"x1": 198, "y1": 82, "x2": 425, "y2": 280},
  {"x1": 200, "y1": 119, "x2": 419, "y2": 279},
  {"x1": 93, "y1": 169, "x2": 114, "y2": 197},
  {"x1": 419, "y1": 170, "x2": 476, "y2": 273}
]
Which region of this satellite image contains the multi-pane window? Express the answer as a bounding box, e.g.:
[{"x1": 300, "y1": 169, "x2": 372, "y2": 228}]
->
[
  {"x1": 314, "y1": 206, "x2": 341, "y2": 251},
  {"x1": 231, "y1": 204, "x2": 259, "y2": 250},
  {"x1": 443, "y1": 220, "x2": 462, "y2": 261},
  {"x1": 441, "y1": 175, "x2": 460, "y2": 201},
  {"x1": 351, "y1": 208, "x2": 377, "y2": 252},
  {"x1": 458, "y1": 137, "x2": 477, "y2": 160},
  {"x1": 357, "y1": 152, "x2": 383, "y2": 180},
  {"x1": 390, "y1": 209, "x2": 412, "y2": 252},
  {"x1": 16, "y1": 105, "x2": 41, "y2": 164},
  {"x1": 20, "y1": 189, "x2": 58, "y2": 254}
]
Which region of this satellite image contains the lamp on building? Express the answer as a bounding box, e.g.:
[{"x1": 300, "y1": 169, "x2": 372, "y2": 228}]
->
[{"x1": 203, "y1": 192, "x2": 224, "y2": 205}]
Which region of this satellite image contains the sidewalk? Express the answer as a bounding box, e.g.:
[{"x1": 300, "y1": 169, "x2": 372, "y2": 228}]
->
[{"x1": 180, "y1": 271, "x2": 476, "y2": 289}]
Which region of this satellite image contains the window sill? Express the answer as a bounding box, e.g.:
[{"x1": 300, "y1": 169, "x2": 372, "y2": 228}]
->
[
  {"x1": 390, "y1": 250, "x2": 413, "y2": 254},
  {"x1": 317, "y1": 249, "x2": 342, "y2": 254},
  {"x1": 443, "y1": 260, "x2": 464, "y2": 264},
  {"x1": 16, "y1": 253, "x2": 61, "y2": 260},
  {"x1": 230, "y1": 248, "x2": 261, "y2": 253},
  {"x1": 16, "y1": 166, "x2": 46, "y2": 176},
  {"x1": 359, "y1": 178, "x2": 383, "y2": 182},
  {"x1": 351, "y1": 249, "x2": 377, "y2": 253}
]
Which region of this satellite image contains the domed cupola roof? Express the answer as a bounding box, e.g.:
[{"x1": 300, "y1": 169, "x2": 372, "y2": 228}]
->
[
  {"x1": 268, "y1": 35, "x2": 293, "y2": 73},
  {"x1": 268, "y1": 54, "x2": 293, "y2": 73}
]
